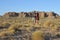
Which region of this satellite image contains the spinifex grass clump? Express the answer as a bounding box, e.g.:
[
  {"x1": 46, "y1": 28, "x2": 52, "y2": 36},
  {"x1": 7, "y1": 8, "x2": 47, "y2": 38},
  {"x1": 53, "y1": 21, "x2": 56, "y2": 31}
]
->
[{"x1": 32, "y1": 31, "x2": 44, "y2": 40}]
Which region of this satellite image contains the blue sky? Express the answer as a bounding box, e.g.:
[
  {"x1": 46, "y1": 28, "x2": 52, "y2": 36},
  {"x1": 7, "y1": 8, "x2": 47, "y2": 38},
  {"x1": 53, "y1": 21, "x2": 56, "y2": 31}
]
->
[{"x1": 0, "y1": 0, "x2": 60, "y2": 15}]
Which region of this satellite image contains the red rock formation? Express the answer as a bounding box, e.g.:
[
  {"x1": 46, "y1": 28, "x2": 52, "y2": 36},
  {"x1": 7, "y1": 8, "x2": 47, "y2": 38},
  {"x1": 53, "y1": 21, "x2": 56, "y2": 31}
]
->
[
  {"x1": 39, "y1": 12, "x2": 45, "y2": 18},
  {"x1": 3, "y1": 12, "x2": 18, "y2": 17},
  {"x1": 3, "y1": 11, "x2": 59, "y2": 18},
  {"x1": 19, "y1": 12, "x2": 25, "y2": 18}
]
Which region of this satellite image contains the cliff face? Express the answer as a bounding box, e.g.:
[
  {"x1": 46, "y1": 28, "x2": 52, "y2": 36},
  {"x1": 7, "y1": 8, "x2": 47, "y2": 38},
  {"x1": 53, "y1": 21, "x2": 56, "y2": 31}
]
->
[{"x1": 3, "y1": 11, "x2": 59, "y2": 18}]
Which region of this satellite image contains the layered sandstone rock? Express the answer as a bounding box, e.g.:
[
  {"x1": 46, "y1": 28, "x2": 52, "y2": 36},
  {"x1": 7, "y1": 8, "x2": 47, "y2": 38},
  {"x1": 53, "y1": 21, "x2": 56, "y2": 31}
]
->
[
  {"x1": 3, "y1": 11, "x2": 59, "y2": 18},
  {"x1": 39, "y1": 12, "x2": 45, "y2": 18},
  {"x1": 3, "y1": 12, "x2": 18, "y2": 17},
  {"x1": 46, "y1": 12, "x2": 59, "y2": 18},
  {"x1": 3, "y1": 12, "x2": 10, "y2": 17},
  {"x1": 46, "y1": 12, "x2": 55, "y2": 18},
  {"x1": 19, "y1": 12, "x2": 25, "y2": 18}
]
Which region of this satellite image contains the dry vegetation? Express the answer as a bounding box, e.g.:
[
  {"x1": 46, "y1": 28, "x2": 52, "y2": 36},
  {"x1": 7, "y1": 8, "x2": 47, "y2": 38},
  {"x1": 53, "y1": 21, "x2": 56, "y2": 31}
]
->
[
  {"x1": 32, "y1": 31, "x2": 44, "y2": 40},
  {"x1": 0, "y1": 17, "x2": 60, "y2": 40}
]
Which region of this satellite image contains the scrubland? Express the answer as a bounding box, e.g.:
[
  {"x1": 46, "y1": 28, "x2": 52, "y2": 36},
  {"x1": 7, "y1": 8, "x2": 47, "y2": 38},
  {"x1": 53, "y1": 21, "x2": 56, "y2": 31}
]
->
[{"x1": 0, "y1": 17, "x2": 60, "y2": 40}]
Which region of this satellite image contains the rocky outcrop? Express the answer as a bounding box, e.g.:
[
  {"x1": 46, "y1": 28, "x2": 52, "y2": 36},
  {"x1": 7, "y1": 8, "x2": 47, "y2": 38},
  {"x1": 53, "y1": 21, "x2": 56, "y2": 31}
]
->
[
  {"x1": 19, "y1": 12, "x2": 25, "y2": 18},
  {"x1": 46, "y1": 12, "x2": 58, "y2": 18},
  {"x1": 38, "y1": 12, "x2": 59, "y2": 18},
  {"x1": 3, "y1": 11, "x2": 59, "y2": 18},
  {"x1": 39, "y1": 12, "x2": 46, "y2": 18},
  {"x1": 3, "y1": 12, "x2": 18, "y2": 17}
]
